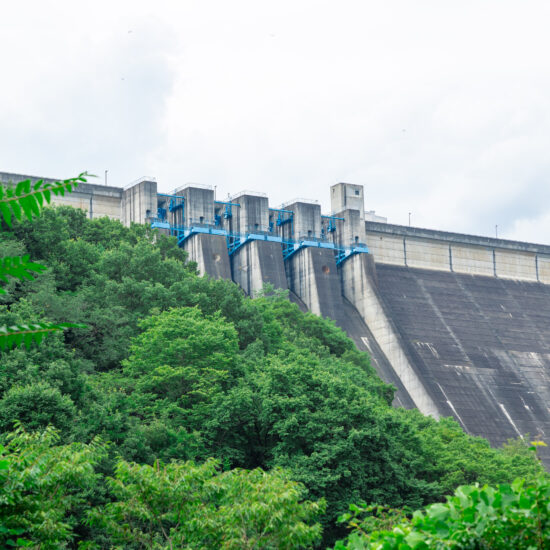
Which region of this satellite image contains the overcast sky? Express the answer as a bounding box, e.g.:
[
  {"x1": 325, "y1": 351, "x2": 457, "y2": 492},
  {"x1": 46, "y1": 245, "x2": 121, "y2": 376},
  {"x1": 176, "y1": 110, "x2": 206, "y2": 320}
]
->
[{"x1": 2, "y1": 1, "x2": 550, "y2": 242}]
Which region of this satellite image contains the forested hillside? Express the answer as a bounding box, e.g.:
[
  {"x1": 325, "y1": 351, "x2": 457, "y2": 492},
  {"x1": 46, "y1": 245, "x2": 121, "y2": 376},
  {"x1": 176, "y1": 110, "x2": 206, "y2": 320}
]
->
[{"x1": 0, "y1": 206, "x2": 544, "y2": 548}]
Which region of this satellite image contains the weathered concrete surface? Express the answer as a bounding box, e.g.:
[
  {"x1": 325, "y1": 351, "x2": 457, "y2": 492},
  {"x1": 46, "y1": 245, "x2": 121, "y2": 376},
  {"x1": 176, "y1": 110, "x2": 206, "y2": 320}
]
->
[
  {"x1": 0, "y1": 172, "x2": 125, "y2": 221},
  {"x1": 229, "y1": 193, "x2": 269, "y2": 234},
  {"x1": 122, "y1": 179, "x2": 157, "y2": 226},
  {"x1": 286, "y1": 246, "x2": 415, "y2": 408},
  {"x1": 373, "y1": 263, "x2": 550, "y2": 464},
  {"x1": 340, "y1": 254, "x2": 441, "y2": 418},
  {"x1": 180, "y1": 185, "x2": 214, "y2": 226},
  {"x1": 183, "y1": 234, "x2": 231, "y2": 280},
  {"x1": 340, "y1": 296, "x2": 417, "y2": 409},
  {"x1": 365, "y1": 221, "x2": 550, "y2": 283},
  {"x1": 231, "y1": 240, "x2": 288, "y2": 296},
  {"x1": 283, "y1": 201, "x2": 322, "y2": 240},
  {"x1": 285, "y1": 247, "x2": 342, "y2": 319}
]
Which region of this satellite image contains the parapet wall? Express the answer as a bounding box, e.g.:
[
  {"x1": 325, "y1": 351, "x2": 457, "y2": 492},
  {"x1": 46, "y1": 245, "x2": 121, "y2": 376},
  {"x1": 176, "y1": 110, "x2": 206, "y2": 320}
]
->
[
  {"x1": 365, "y1": 221, "x2": 550, "y2": 283},
  {"x1": 0, "y1": 172, "x2": 157, "y2": 226}
]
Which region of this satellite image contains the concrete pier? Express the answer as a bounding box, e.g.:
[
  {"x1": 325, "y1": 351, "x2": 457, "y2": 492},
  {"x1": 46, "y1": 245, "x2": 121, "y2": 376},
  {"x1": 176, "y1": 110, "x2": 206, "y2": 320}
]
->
[
  {"x1": 177, "y1": 185, "x2": 232, "y2": 279},
  {"x1": 232, "y1": 241, "x2": 287, "y2": 295},
  {"x1": 183, "y1": 233, "x2": 231, "y2": 280},
  {"x1": 122, "y1": 178, "x2": 157, "y2": 225},
  {"x1": 228, "y1": 192, "x2": 288, "y2": 295},
  {"x1": 285, "y1": 246, "x2": 341, "y2": 318}
]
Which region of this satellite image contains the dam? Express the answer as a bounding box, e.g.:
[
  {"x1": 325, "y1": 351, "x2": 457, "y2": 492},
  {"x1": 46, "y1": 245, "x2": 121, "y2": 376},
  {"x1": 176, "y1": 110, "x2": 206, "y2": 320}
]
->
[{"x1": 2, "y1": 171, "x2": 550, "y2": 463}]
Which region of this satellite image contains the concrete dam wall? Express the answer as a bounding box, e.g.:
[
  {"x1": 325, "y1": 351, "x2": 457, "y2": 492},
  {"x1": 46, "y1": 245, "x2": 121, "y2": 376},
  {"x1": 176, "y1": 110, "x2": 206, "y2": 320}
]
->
[
  {"x1": 372, "y1": 264, "x2": 550, "y2": 451},
  {"x1": 2, "y1": 171, "x2": 550, "y2": 463}
]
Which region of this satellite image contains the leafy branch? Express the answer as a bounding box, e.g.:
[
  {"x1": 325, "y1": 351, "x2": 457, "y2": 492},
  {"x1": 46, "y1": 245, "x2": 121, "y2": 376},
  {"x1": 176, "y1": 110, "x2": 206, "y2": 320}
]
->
[
  {"x1": 0, "y1": 173, "x2": 89, "y2": 227},
  {"x1": 0, "y1": 323, "x2": 86, "y2": 351},
  {"x1": 0, "y1": 255, "x2": 47, "y2": 293},
  {"x1": 0, "y1": 173, "x2": 90, "y2": 349}
]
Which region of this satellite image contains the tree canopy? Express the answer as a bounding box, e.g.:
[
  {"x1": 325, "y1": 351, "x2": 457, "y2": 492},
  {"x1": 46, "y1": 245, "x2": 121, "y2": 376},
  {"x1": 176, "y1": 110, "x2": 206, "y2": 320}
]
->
[{"x1": 0, "y1": 204, "x2": 544, "y2": 548}]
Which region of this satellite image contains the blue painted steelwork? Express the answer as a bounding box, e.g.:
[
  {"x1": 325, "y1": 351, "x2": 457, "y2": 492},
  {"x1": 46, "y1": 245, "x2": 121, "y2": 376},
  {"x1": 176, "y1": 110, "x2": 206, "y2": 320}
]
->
[
  {"x1": 177, "y1": 225, "x2": 227, "y2": 247},
  {"x1": 214, "y1": 200, "x2": 240, "y2": 220},
  {"x1": 269, "y1": 208, "x2": 294, "y2": 240},
  {"x1": 269, "y1": 208, "x2": 293, "y2": 226},
  {"x1": 282, "y1": 238, "x2": 336, "y2": 261},
  {"x1": 169, "y1": 197, "x2": 184, "y2": 212},
  {"x1": 335, "y1": 244, "x2": 370, "y2": 266},
  {"x1": 227, "y1": 232, "x2": 283, "y2": 256},
  {"x1": 321, "y1": 214, "x2": 344, "y2": 234},
  {"x1": 151, "y1": 218, "x2": 171, "y2": 229},
  {"x1": 157, "y1": 193, "x2": 185, "y2": 224},
  {"x1": 150, "y1": 220, "x2": 369, "y2": 263}
]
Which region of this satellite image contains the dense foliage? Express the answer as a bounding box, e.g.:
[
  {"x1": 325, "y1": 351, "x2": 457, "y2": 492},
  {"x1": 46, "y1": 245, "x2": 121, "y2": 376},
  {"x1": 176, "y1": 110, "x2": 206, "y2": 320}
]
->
[
  {"x1": 0, "y1": 206, "x2": 544, "y2": 548},
  {"x1": 334, "y1": 470, "x2": 550, "y2": 549}
]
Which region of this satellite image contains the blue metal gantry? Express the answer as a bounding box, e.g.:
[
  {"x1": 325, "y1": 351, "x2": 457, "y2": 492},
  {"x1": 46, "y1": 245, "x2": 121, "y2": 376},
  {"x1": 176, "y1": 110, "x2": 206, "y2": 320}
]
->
[
  {"x1": 282, "y1": 238, "x2": 336, "y2": 261},
  {"x1": 321, "y1": 214, "x2": 344, "y2": 236},
  {"x1": 151, "y1": 194, "x2": 368, "y2": 265},
  {"x1": 227, "y1": 232, "x2": 283, "y2": 256},
  {"x1": 335, "y1": 243, "x2": 370, "y2": 265},
  {"x1": 214, "y1": 200, "x2": 240, "y2": 227}
]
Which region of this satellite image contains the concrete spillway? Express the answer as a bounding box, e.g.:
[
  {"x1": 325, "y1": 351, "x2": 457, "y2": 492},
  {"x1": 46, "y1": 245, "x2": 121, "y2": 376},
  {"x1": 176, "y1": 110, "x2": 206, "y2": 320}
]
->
[
  {"x1": 285, "y1": 247, "x2": 416, "y2": 408},
  {"x1": 372, "y1": 263, "x2": 550, "y2": 462}
]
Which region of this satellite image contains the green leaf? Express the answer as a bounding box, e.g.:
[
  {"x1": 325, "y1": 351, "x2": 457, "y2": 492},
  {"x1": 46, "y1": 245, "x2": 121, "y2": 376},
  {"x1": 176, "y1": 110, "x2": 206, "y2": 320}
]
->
[
  {"x1": 0, "y1": 255, "x2": 47, "y2": 291},
  {"x1": 0, "y1": 172, "x2": 89, "y2": 226},
  {"x1": 0, "y1": 322, "x2": 87, "y2": 350}
]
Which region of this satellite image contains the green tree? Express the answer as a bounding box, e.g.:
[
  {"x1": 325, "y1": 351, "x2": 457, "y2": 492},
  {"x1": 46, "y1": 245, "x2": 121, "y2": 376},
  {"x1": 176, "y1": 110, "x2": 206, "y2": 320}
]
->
[
  {"x1": 335, "y1": 472, "x2": 550, "y2": 549},
  {"x1": 91, "y1": 458, "x2": 324, "y2": 549},
  {"x1": 0, "y1": 426, "x2": 105, "y2": 549},
  {"x1": 0, "y1": 175, "x2": 87, "y2": 349}
]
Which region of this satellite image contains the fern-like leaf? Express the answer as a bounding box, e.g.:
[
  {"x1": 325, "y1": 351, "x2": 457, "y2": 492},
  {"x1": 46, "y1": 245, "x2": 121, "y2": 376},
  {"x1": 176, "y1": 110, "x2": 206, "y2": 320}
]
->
[
  {"x1": 0, "y1": 173, "x2": 89, "y2": 227},
  {"x1": 0, "y1": 323, "x2": 86, "y2": 350},
  {"x1": 0, "y1": 255, "x2": 47, "y2": 293}
]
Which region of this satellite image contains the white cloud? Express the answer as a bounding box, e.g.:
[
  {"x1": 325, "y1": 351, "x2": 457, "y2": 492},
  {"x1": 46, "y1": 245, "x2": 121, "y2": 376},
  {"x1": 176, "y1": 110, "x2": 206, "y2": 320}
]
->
[{"x1": 2, "y1": 1, "x2": 550, "y2": 243}]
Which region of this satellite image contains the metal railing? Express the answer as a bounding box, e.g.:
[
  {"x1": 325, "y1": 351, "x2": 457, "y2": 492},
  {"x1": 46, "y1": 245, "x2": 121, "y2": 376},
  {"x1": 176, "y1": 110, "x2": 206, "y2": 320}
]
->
[
  {"x1": 229, "y1": 190, "x2": 267, "y2": 199},
  {"x1": 123, "y1": 176, "x2": 157, "y2": 190},
  {"x1": 280, "y1": 197, "x2": 320, "y2": 208},
  {"x1": 172, "y1": 182, "x2": 213, "y2": 193}
]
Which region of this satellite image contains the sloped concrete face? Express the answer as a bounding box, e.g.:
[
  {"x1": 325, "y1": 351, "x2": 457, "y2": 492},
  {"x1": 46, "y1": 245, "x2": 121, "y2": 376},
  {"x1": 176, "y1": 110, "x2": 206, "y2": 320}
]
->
[
  {"x1": 285, "y1": 247, "x2": 341, "y2": 318},
  {"x1": 285, "y1": 247, "x2": 416, "y2": 408},
  {"x1": 340, "y1": 254, "x2": 441, "y2": 418},
  {"x1": 183, "y1": 233, "x2": 231, "y2": 280},
  {"x1": 231, "y1": 240, "x2": 288, "y2": 296},
  {"x1": 374, "y1": 263, "x2": 550, "y2": 465}
]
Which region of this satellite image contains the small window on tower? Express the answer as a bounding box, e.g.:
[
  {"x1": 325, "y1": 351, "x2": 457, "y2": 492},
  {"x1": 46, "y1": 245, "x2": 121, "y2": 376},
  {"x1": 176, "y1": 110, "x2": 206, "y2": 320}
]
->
[{"x1": 355, "y1": 190, "x2": 360, "y2": 196}]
